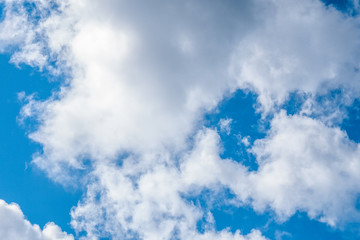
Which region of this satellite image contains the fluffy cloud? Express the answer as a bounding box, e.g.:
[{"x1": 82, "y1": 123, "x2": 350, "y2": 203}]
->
[
  {"x1": 230, "y1": 0, "x2": 360, "y2": 112},
  {"x1": 1, "y1": 1, "x2": 266, "y2": 238},
  {"x1": 182, "y1": 116, "x2": 360, "y2": 227},
  {"x1": 248, "y1": 112, "x2": 360, "y2": 226},
  {"x1": 1, "y1": 0, "x2": 360, "y2": 239},
  {"x1": 69, "y1": 112, "x2": 360, "y2": 237},
  {"x1": 70, "y1": 134, "x2": 264, "y2": 240},
  {"x1": 15, "y1": 0, "x2": 258, "y2": 182},
  {"x1": 0, "y1": 199, "x2": 73, "y2": 240},
  {"x1": 0, "y1": 0, "x2": 72, "y2": 70},
  {"x1": 9, "y1": 0, "x2": 360, "y2": 178}
]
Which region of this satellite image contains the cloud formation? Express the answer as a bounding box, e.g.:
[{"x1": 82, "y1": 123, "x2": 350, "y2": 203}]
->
[
  {"x1": 16, "y1": 0, "x2": 256, "y2": 181},
  {"x1": 1, "y1": 0, "x2": 360, "y2": 239},
  {"x1": 248, "y1": 112, "x2": 360, "y2": 226},
  {"x1": 0, "y1": 200, "x2": 73, "y2": 240},
  {"x1": 231, "y1": 0, "x2": 360, "y2": 112}
]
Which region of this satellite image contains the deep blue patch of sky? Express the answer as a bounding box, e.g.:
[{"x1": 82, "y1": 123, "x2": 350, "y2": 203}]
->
[
  {"x1": 0, "y1": 54, "x2": 81, "y2": 235},
  {"x1": 322, "y1": 0, "x2": 358, "y2": 15},
  {"x1": 0, "y1": 3, "x2": 5, "y2": 22},
  {"x1": 205, "y1": 90, "x2": 267, "y2": 171},
  {"x1": 342, "y1": 98, "x2": 360, "y2": 142},
  {"x1": 282, "y1": 91, "x2": 308, "y2": 116},
  {"x1": 213, "y1": 205, "x2": 351, "y2": 240}
]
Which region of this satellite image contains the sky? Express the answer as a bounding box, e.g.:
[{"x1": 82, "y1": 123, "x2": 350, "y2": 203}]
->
[{"x1": 0, "y1": 0, "x2": 360, "y2": 240}]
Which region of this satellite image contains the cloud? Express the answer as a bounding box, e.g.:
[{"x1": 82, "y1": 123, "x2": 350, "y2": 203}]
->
[
  {"x1": 13, "y1": 0, "x2": 259, "y2": 182},
  {"x1": 187, "y1": 113, "x2": 360, "y2": 227},
  {"x1": 0, "y1": 0, "x2": 72, "y2": 71},
  {"x1": 180, "y1": 117, "x2": 360, "y2": 227},
  {"x1": 68, "y1": 115, "x2": 360, "y2": 237},
  {"x1": 230, "y1": 0, "x2": 360, "y2": 113},
  {"x1": 219, "y1": 118, "x2": 233, "y2": 135},
  {"x1": 9, "y1": 0, "x2": 360, "y2": 179},
  {"x1": 1, "y1": 1, "x2": 268, "y2": 238},
  {"x1": 248, "y1": 112, "x2": 360, "y2": 226},
  {"x1": 1, "y1": 0, "x2": 360, "y2": 239},
  {"x1": 70, "y1": 132, "x2": 265, "y2": 239},
  {"x1": 0, "y1": 199, "x2": 73, "y2": 240}
]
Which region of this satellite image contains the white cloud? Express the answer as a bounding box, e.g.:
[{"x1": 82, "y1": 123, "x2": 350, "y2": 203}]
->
[
  {"x1": 181, "y1": 117, "x2": 360, "y2": 227},
  {"x1": 0, "y1": 199, "x2": 73, "y2": 240},
  {"x1": 2, "y1": 0, "x2": 360, "y2": 239},
  {"x1": 219, "y1": 118, "x2": 233, "y2": 135},
  {"x1": 240, "y1": 136, "x2": 250, "y2": 147},
  {"x1": 0, "y1": 0, "x2": 72, "y2": 71},
  {"x1": 186, "y1": 113, "x2": 360, "y2": 227},
  {"x1": 181, "y1": 128, "x2": 249, "y2": 192},
  {"x1": 13, "y1": 0, "x2": 259, "y2": 182},
  {"x1": 230, "y1": 0, "x2": 360, "y2": 113},
  {"x1": 8, "y1": 0, "x2": 360, "y2": 180},
  {"x1": 70, "y1": 139, "x2": 266, "y2": 240},
  {"x1": 248, "y1": 112, "x2": 360, "y2": 226}
]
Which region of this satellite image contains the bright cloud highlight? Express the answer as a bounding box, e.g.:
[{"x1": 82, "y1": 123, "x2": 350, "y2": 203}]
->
[{"x1": 0, "y1": 200, "x2": 73, "y2": 240}]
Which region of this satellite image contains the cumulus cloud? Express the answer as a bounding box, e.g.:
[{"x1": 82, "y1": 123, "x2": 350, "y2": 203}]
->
[
  {"x1": 1, "y1": 0, "x2": 360, "y2": 239},
  {"x1": 0, "y1": 199, "x2": 73, "y2": 240},
  {"x1": 69, "y1": 115, "x2": 360, "y2": 237},
  {"x1": 9, "y1": 0, "x2": 360, "y2": 178},
  {"x1": 14, "y1": 0, "x2": 258, "y2": 182},
  {"x1": 248, "y1": 112, "x2": 360, "y2": 226},
  {"x1": 0, "y1": 0, "x2": 73, "y2": 71},
  {"x1": 230, "y1": 0, "x2": 360, "y2": 113},
  {"x1": 182, "y1": 117, "x2": 360, "y2": 227},
  {"x1": 70, "y1": 131, "x2": 264, "y2": 239}
]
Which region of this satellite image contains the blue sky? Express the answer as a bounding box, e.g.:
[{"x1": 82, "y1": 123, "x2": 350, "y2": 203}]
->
[
  {"x1": 1, "y1": 0, "x2": 360, "y2": 240},
  {"x1": 0, "y1": 54, "x2": 80, "y2": 234}
]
